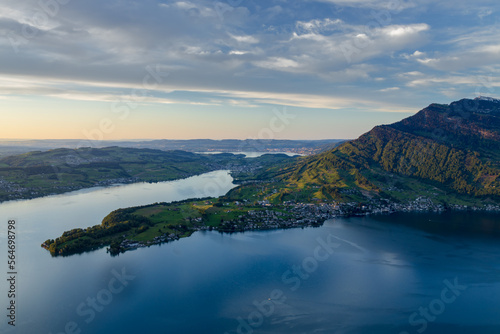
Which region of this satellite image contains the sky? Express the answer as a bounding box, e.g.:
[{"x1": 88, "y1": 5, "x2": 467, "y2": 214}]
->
[{"x1": 0, "y1": 0, "x2": 499, "y2": 140}]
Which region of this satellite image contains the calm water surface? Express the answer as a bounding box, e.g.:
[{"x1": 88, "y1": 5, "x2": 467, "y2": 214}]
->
[
  {"x1": 0, "y1": 171, "x2": 499, "y2": 334},
  {"x1": 196, "y1": 151, "x2": 303, "y2": 158}
]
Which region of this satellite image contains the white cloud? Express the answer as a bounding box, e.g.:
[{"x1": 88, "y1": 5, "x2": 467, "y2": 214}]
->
[
  {"x1": 159, "y1": 1, "x2": 216, "y2": 17},
  {"x1": 398, "y1": 71, "x2": 424, "y2": 77},
  {"x1": 209, "y1": 99, "x2": 258, "y2": 108},
  {"x1": 253, "y1": 57, "x2": 300, "y2": 71},
  {"x1": 406, "y1": 75, "x2": 500, "y2": 88},
  {"x1": 409, "y1": 24, "x2": 500, "y2": 72},
  {"x1": 295, "y1": 18, "x2": 344, "y2": 34},
  {"x1": 280, "y1": 21, "x2": 431, "y2": 76},
  {"x1": 204, "y1": 89, "x2": 414, "y2": 112},
  {"x1": 379, "y1": 24, "x2": 429, "y2": 38},
  {"x1": 477, "y1": 8, "x2": 493, "y2": 18},
  {"x1": 230, "y1": 34, "x2": 259, "y2": 44},
  {"x1": 0, "y1": 71, "x2": 413, "y2": 112},
  {"x1": 439, "y1": 88, "x2": 459, "y2": 98},
  {"x1": 320, "y1": 64, "x2": 375, "y2": 82},
  {"x1": 174, "y1": 1, "x2": 197, "y2": 10},
  {"x1": 416, "y1": 57, "x2": 437, "y2": 65},
  {"x1": 379, "y1": 87, "x2": 400, "y2": 92},
  {"x1": 229, "y1": 50, "x2": 248, "y2": 55},
  {"x1": 1, "y1": 0, "x2": 498, "y2": 123},
  {"x1": 313, "y1": 0, "x2": 416, "y2": 10},
  {"x1": 0, "y1": 1, "x2": 432, "y2": 103},
  {"x1": 415, "y1": 45, "x2": 500, "y2": 72}
]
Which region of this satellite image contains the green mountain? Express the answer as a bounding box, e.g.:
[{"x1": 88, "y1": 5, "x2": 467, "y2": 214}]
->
[
  {"x1": 280, "y1": 97, "x2": 500, "y2": 205},
  {"x1": 0, "y1": 146, "x2": 294, "y2": 202},
  {"x1": 43, "y1": 97, "x2": 500, "y2": 257}
]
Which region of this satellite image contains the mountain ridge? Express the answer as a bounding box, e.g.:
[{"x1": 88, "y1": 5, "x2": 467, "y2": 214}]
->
[{"x1": 280, "y1": 97, "x2": 500, "y2": 204}]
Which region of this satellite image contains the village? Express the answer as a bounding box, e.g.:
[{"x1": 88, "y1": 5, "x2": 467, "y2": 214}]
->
[{"x1": 115, "y1": 196, "x2": 500, "y2": 253}]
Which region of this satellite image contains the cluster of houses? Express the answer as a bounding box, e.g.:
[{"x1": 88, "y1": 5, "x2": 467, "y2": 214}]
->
[
  {"x1": 110, "y1": 195, "x2": 500, "y2": 253},
  {"x1": 216, "y1": 208, "x2": 325, "y2": 232},
  {"x1": 212, "y1": 197, "x2": 500, "y2": 235},
  {"x1": 363, "y1": 196, "x2": 500, "y2": 214},
  {"x1": 0, "y1": 178, "x2": 28, "y2": 198},
  {"x1": 119, "y1": 232, "x2": 180, "y2": 251},
  {"x1": 0, "y1": 175, "x2": 144, "y2": 201},
  {"x1": 94, "y1": 177, "x2": 139, "y2": 187},
  {"x1": 61, "y1": 154, "x2": 111, "y2": 166}
]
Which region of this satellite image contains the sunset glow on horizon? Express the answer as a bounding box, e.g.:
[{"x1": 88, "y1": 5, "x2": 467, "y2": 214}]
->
[{"x1": 1, "y1": 0, "x2": 499, "y2": 140}]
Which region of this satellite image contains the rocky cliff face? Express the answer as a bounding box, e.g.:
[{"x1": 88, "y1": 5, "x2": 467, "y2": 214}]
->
[{"x1": 284, "y1": 98, "x2": 500, "y2": 201}]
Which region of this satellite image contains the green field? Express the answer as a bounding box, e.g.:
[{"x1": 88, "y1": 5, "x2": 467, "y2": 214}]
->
[
  {"x1": 0, "y1": 147, "x2": 296, "y2": 202},
  {"x1": 42, "y1": 194, "x2": 302, "y2": 257}
]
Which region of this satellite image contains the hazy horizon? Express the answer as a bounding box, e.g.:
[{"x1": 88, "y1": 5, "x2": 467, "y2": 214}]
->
[{"x1": 0, "y1": 137, "x2": 350, "y2": 142}]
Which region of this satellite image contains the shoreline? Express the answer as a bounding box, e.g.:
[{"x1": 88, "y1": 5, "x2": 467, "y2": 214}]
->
[
  {"x1": 0, "y1": 170, "x2": 233, "y2": 205},
  {"x1": 42, "y1": 198, "x2": 500, "y2": 257}
]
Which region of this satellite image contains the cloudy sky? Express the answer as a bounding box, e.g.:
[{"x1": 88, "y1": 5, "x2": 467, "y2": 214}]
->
[{"x1": 0, "y1": 0, "x2": 499, "y2": 140}]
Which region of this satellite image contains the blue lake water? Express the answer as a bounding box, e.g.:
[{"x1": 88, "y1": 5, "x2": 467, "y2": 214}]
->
[
  {"x1": 196, "y1": 151, "x2": 304, "y2": 158},
  {"x1": 1, "y1": 171, "x2": 500, "y2": 334}
]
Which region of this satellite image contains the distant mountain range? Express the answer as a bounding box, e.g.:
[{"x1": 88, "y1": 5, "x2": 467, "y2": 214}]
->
[
  {"x1": 280, "y1": 97, "x2": 500, "y2": 205},
  {"x1": 0, "y1": 138, "x2": 344, "y2": 157}
]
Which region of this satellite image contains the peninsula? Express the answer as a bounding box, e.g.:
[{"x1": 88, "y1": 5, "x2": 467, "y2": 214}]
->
[{"x1": 43, "y1": 97, "x2": 500, "y2": 256}]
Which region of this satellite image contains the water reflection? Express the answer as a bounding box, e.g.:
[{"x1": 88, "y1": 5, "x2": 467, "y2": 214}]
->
[{"x1": 0, "y1": 176, "x2": 499, "y2": 334}]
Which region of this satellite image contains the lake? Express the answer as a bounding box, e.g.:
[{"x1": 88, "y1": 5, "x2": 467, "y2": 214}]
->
[
  {"x1": 196, "y1": 151, "x2": 304, "y2": 158},
  {"x1": 1, "y1": 170, "x2": 500, "y2": 334}
]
